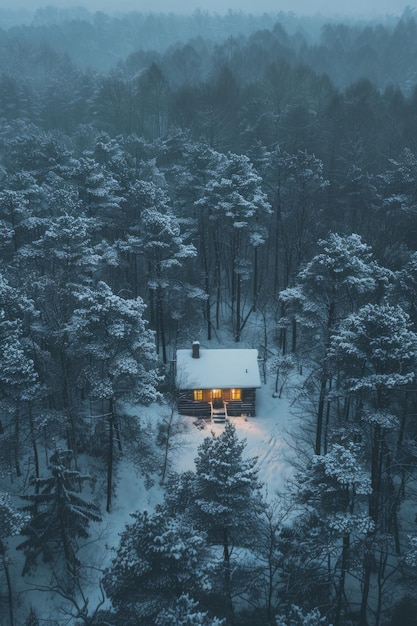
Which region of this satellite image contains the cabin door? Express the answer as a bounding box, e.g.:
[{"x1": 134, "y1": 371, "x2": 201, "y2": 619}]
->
[{"x1": 211, "y1": 388, "x2": 223, "y2": 408}]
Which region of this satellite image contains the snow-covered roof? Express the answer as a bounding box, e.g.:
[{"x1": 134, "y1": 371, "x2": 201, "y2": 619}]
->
[{"x1": 176, "y1": 347, "x2": 261, "y2": 389}]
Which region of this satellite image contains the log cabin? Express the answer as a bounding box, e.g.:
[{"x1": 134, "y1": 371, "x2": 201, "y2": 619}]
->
[{"x1": 176, "y1": 341, "x2": 261, "y2": 421}]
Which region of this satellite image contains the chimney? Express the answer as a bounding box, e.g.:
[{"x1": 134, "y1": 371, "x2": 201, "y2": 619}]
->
[{"x1": 192, "y1": 341, "x2": 200, "y2": 358}]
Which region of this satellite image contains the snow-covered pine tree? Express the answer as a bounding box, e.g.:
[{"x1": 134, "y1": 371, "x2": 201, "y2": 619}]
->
[
  {"x1": 18, "y1": 212, "x2": 101, "y2": 462},
  {"x1": 275, "y1": 605, "x2": 327, "y2": 626},
  {"x1": 195, "y1": 152, "x2": 271, "y2": 338},
  {"x1": 67, "y1": 280, "x2": 161, "y2": 511},
  {"x1": 0, "y1": 491, "x2": 29, "y2": 626},
  {"x1": 158, "y1": 135, "x2": 223, "y2": 340},
  {"x1": 294, "y1": 440, "x2": 373, "y2": 625},
  {"x1": 0, "y1": 187, "x2": 31, "y2": 261},
  {"x1": 192, "y1": 421, "x2": 264, "y2": 624},
  {"x1": 17, "y1": 448, "x2": 101, "y2": 579},
  {"x1": 255, "y1": 147, "x2": 329, "y2": 292},
  {"x1": 155, "y1": 593, "x2": 225, "y2": 626},
  {"x1": 379, "y1": 148, "x2": 417, "y2": 251},
  {"x1": 392, "y1": 250, "x2": 417, "y2": 330},
  {"x1": 329, "y1": 303, "x2": 417, "y2": 626},
  {"x1": 69, "y1": 154, "x2": 123, "y2": 219},
  {"x1": 0, "y1": 276, "x2": 42, "y2": 478},
  {"x1": 138, "y1": 184, "x2": 197, "y2": 362},
  {"x1": 279, "y1": 233, "x2": 390, "y2": 454},
  {"x1": 102, "y1": 507, "x2": 211, "y2": 625}
]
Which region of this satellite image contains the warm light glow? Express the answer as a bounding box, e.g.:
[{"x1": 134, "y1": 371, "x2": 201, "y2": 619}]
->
[{"x1": 194, "y1": 389, "x2": 203, "y2": 401}]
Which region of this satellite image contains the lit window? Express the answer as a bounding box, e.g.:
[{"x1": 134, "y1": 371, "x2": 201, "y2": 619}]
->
[
  {"x1": 194, "y1": 389, "x2": 203, "y2": 401},
  {"x1": 231, "y1": 388, "x2": 241, "y2": 400},
  {"x1": 211, "y1": 389, "x2": 222, "y2": 399}
]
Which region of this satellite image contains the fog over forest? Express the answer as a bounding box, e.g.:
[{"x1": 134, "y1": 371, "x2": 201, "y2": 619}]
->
[
  {"x1": 3, "y1": 0, "x2": 414, "y2": 17},
  {"x1": 2, "y1": 4, "x2": 417, "y2": 626}
]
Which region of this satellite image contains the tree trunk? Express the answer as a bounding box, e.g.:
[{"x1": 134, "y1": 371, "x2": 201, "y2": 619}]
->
[
  {"x1": 396, "y1": 392, "x2": 408, "y2": 461},
  {"x1": 0, "y1": 539, "x2": 15, "y2": 626},
  {"x1": 149, "y1": 285, "x2": 157, "y2": 352},
  {"x1": 370, "y1": 425, "x2": 381, "y2": 526},
  {"x1": 204, "y1": 265, "x2": 212, "y2": 341},
  {"x1": 235, "y1": 273, "x2": 241, "y2": 342},
  {"x1": 359, "y1": 543, "x2": 372, "y2": 626},
  {"x1": 323, "y1": 382, "x2": 332, "y2": 455},
  {"x1": 253, "y1": 245, "x2": 259, "y2": 312},
  {"x1": 13, "y1": 407, "x2": 21, "y2": 477},
  {"x1": 334, "y1": 532, "x2": 350, "y2": 626},
  {"x1": 59, "y1": 506, "x2": 76, "y2": 586},
  {"x1": 315, "y1": 374, "x2": 327, "y2": 456},
  {"x1": 106, "y1": 398, "x2": 114, "y2": 513},
  {"x1": 161, "y1": 407, "x2": 175, "y2": 482},
  {"x1": 200, "y1": 228, "x2": 212, "y2": 341},
  {"x1": 223, "y1": 527, "x2": 235, "y2": 626},
  {"x1": 291, "y1": 317, "x2": 297, "y2": 353},
  {"x1": 274, "y1": 362, "x2": 280, "y2": 395},
  {"x1": 360, "y1": 425, "x2": 382, "y2": 626},
  {"x1": 280, "y1": 301, "x2": 287, "y2": 355},
  {"x1": 273, "y1": 202, "x2": 280, "y2": 294},
  {"x1": 29, "y1": 404, "x2": 40, "y2": 482},
  {"x1": 375, "y1": 549, "x2": 388, "y2": 626},
  {"x1": 230, "y1": 241, "x2": 236, "y2": 330},
  {"x1": 216, "y1": 279, "x2": 221, "y2": 331},
  {"x1": 114, "y1": 414, "x2": 123, "y2": 454},
  {"x1": 213, "y1": 233, "x2": 222, "y2": 330},
  {"x1": 281, "y1": 327, "x2": 287, "y2": 355},
  {"x1": 157, "y1": 287, "x2": 167, "y2": 364}
]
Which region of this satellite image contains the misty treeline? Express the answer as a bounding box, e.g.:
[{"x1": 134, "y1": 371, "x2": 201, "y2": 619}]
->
[{"x1": 1, "y1": 7, "x2": 417, "y2": 626}]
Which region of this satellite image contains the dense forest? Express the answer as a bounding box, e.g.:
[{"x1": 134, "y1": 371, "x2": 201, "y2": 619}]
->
[{"x1": 2, "y1": 6, "x2": 417, "y2": 626}]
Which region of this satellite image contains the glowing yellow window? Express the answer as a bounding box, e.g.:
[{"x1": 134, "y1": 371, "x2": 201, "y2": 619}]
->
[
  {"x1": 230, "y1": 388, "x2": 241, "y2": 400},
  {"x1": 194, "y1": 389, "x2": 203, "y2": 401}
]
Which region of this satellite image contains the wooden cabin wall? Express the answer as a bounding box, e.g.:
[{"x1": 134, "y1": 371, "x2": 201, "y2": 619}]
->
[{"x1": 178, "y1": 388, "x2": 257, "y2": 417}]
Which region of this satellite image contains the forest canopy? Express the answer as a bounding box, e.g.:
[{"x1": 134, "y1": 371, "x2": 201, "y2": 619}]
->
[{"x1": 1, "y1": 6, "x2": 417, "y2": 626}]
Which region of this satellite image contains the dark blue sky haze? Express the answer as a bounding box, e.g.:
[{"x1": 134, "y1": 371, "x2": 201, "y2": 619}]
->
[{"x1": 4, "y1": 0, "x2": 415, "y2": 17}]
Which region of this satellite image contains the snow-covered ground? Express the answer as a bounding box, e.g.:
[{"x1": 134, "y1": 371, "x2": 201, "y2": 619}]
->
[
  {"x1": 96, "y1": 381, "x2": 297, "y2": 569},
  {"x1": 112, "y1": 380, "x2": 297, "y2": 517},
  {"x1": 173, "y1": 385, "x2": 296, "y2": 494},
  {"x1": 6, "y1": 378, "x2": 299, "y2": 623}
]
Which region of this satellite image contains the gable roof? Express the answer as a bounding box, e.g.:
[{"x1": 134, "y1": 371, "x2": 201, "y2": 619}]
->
[{"x1": 176, "y1": 347, "x2": 261, "y2": 389}]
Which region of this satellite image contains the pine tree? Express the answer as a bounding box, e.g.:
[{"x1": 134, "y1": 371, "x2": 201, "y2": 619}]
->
[
  {"x1": 329, "y1": 303, "x2": 417, "y2": 626},
  {"x1": 155, "y1": 594, "x2": 225, "y2": 626},
  {"x1": 0, "y1": 277, "x2": 42, "y2": 478},
  {"x1": 102, "y1": 507, "x2": 211, "y2": 625},
  {"x1": 0, "y1": 491, "x2": 28, "y2": 626},
  {"x1": 279, "y1": 233, "x2": 390, "y2": 454},
  {"x1": 139, "y1": 186, "x2": 197, "y2": 362},
  {"x1": 18, "y1": 448, "x2": 101, "y2": 578},
  {"x1": 67, "y1": 280, "x2": 161, "y2": 511},
  {"x1": 275, "y1": 605, "x2": 327, "y2": 626},
  {"x1": 195, "y1": 151, "x2": 271, "y2": 337},
  {"x1": 193, "y1": 421, "x2": 262, "y2": 538},
  {"x1": 295, "y1": 441, "x2": 373, "y2": 625},
  {"x1": 378, "y1": 148, "x2": 417, "y2": 250},
  {"x1": 192, "y1": 421, "x2": 263, "y2": 625}
]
